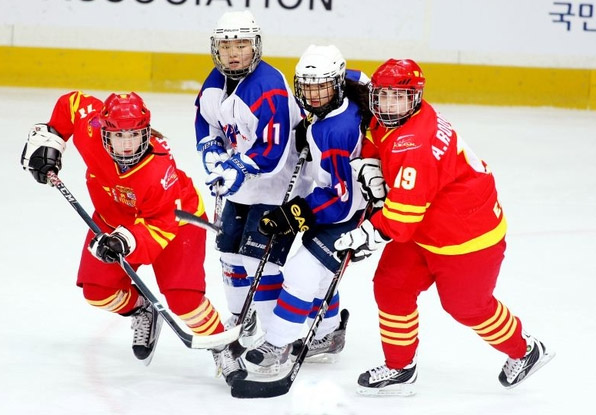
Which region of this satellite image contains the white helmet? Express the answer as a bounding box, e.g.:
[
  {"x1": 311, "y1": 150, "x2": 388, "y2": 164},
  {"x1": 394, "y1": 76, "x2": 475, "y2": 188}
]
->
[
  {"x1": 294, "y1": 45, "x2": 346, "y2": 117},
  {"x1": 211, "y1": 11, "x2": 262, "y2": 80}
]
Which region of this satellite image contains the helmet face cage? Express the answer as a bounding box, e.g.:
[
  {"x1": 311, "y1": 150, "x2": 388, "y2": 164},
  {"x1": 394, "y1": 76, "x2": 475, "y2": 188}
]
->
[
  {"x1": 101, "y1": 127, "x2": 151, "y2": 167},
  {"x1": 99, "y1": 92, "x2": 151, "y2": 167},
  {"x1": 294, "y1": 75, "x2": 344, "y2": 118},
  {"x1": 369, "y1": 86, "x2": 422, "y2": 128},
  {"x1": 211, "y1": 36, "x2": 262, "y2": 80}
]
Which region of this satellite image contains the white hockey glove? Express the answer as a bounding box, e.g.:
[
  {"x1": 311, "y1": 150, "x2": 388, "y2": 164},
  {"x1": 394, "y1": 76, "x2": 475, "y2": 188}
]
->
[
  {"x1": 350, "y1": 157, "x2": 387, "y2": 209},
  {"x1": 205, "y1": 153, "x2": 260, "y2": 197},
  {"x1": 334, "y1": 220, "x2": 391, "y2": 262},
  {"x1": 88, "y1": 226, "x2": 136, "y2": 264},
  {"x1": 21, "y1": 123, "x2": 66, "y2": 185},
  {"x1": 197, "y1": 135, "x2": 230, "y2": 174}
]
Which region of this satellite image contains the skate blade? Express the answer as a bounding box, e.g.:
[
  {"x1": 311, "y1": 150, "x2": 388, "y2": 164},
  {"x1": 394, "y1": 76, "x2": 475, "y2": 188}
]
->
[
  {"x1": 357, "y1": 383, "x2": 416, "y2": 397},
  {"x1": 292, "y1": 352, "x2": 340, "y2": 364},
  {"x1": 504, "y1": 350, "x2": 556, "y2": 389}
]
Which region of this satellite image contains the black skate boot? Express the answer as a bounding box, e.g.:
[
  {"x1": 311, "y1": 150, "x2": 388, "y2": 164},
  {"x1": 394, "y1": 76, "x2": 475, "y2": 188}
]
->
[
  {"x1": 357, "y1": 361, "x2": 418, "y2": 396},
  {"x1": 211, "y1": 345, "x2": 248, "y2": 386},
  {"x1": 499, "y1": 332, "x2": 555, "y2": 388},
  {"x1": 129, "y1": 299, "x2": 163, "y2": 365}
]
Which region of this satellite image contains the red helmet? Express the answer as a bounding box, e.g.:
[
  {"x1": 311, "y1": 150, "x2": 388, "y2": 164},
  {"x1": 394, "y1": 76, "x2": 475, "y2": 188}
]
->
[
  {"x1": 369, "y1": 59, "x2": 425, "y2": 127},
  {"x1": 371, "y1": 59, "x2": 425, "y2": 90},
  {"x1": 99, "y1": 92, "x2": 150, "y2": 131},
  {"x1": 99, "y1": 93, "x2": 151, "y2": 167}
]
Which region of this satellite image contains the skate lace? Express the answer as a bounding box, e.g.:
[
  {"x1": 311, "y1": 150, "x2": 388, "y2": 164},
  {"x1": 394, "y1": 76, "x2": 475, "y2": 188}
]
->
[
  {"x1": 503, "y1": 340, "x2": 535, "y2": 381},
  {"x1": 310, "y1": 334, "x2": 332, "y2": 350},
  {"x1": 131, "y1": 308, "x2": 152, "y2": 346},
  {"x1": 215, "y1": 348, "x2": 244, "y2": 376},
  {"x1": 503, "y1": 354, "x2": 527, "y2": 381},
  {"x1": 256, "y1": 341, "x2": 285, "y2": 357},
  {"x1": 368, "y1": 365, "x2": 397, "y2": 382}
]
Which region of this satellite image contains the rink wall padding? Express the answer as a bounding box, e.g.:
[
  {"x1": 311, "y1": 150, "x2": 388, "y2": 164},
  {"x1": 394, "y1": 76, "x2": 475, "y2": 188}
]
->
[{"x1": 1, "y1": 46, "x2": 594, "y2": 110}]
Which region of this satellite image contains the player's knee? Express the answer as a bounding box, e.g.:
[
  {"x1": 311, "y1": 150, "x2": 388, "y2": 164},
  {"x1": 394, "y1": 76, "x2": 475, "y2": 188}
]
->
[
  {"x1": 82, "y1": 283, "x2": 138, "y2": 314},
  {"x1": 220, "y1": 252, "x2": 251, "y2": 287}
]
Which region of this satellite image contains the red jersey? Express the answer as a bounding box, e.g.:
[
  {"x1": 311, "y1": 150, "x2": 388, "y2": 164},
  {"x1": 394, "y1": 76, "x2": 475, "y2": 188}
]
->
[
  {"x1": 363, "y1": 100, "x2": 507, "y2": 255},
  {"x1": 48, "y1": 91, "x2": 205, "y2": 264}
]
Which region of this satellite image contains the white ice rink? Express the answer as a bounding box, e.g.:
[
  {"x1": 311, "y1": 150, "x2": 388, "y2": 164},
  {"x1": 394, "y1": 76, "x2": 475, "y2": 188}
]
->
[{"x1": 1, "y1": 87, "x2": 595, "y2": 415}]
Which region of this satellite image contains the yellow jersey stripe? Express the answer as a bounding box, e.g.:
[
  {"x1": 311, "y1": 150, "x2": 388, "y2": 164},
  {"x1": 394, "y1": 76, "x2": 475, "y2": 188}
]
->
[
  {"x1": 134, "y1": 218, "x2": 173, "y2": 248},
  {"x1": 68, "y1": 91, "x2": 83, "y2": 124},
  {"x1": 119, "y1": 155, "x2": 155, "y2": 178},
  {"x1": 383, "y1": 208, "x2": 425, "y2": 223},
  {"x1": 384, "y1": 199, "x2": 429, "y2": 214},
  {"x1": 416, "y1": 215, "x2": 507, "y2": 255}
]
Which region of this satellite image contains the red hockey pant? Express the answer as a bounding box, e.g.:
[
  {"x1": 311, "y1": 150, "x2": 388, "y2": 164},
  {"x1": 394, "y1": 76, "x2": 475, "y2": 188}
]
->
[
  {"x1": 373, "y1": 238, "x2": 527, "y2": 369},
  {"x1": 77, "y1": 212, "x2": 209, "y2": 316}
]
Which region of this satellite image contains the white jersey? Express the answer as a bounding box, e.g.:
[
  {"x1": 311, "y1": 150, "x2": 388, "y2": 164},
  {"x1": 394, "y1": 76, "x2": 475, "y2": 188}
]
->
[
  {"x1": 195, "y1": 61, "x2": 309, "y2": 205},
  {"x1": 303, "y1": 97, "x2": 367, "y2": 225}
]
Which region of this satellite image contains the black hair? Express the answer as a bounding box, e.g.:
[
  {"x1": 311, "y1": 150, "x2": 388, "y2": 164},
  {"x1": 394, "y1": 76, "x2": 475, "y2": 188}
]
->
[{"x1": 344, "y1": 78, "x2": 372, "y2": 134}]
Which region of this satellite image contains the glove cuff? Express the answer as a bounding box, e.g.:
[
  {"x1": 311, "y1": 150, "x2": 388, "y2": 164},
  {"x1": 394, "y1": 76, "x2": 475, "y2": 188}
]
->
[
  {"x1": 113, "y1": 226, "x2": 136, "y2": 255},
  {"x1": 27, "y1": 124, "x2": 66, "y2": 153},
  {"x1": 287, "y1": 196, "x2": 316, "y2": 233},
  {"x1": 197, "y1": 135, "x2": 225, "y2": 151}
]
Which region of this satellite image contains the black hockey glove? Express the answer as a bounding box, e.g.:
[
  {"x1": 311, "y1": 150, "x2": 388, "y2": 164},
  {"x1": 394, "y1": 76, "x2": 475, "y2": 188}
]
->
[
  {"x1": 258, "y1": 196, "x2": 316, "y2": 236},
  {"x1": 294, "y1": 118, "x2": 312, "y2": 161},
  {"x1": 88, "y1": 226, "x2": 136, "y2": 264},
  {"x1": 21, "y1": 124, "x2": 66, "y2": 185}
]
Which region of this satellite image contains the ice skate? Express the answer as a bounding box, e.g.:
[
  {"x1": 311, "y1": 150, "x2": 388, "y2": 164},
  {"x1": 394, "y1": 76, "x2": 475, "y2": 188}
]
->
[
  {"x1": 245, "y1": 341, "x2": 292, "y2": 375},
  {"x1": 130, "y1": 300, "x2": 163, "y2": 365},
  {"x1": 225, "y1": 307, "x2": 261, "y2": 351},
  {"x1": 291, "y1": 308, "x2": 350, "y2": 363},
  {"x1": 211, "y1": 345, "x2": 248, "y2": 386},
  {"x1": 357, "y1": 361, "x2": 418, "y2": 396},
  {"x1": 499, "y1": 333, "x2": 555, "y2": 388}
]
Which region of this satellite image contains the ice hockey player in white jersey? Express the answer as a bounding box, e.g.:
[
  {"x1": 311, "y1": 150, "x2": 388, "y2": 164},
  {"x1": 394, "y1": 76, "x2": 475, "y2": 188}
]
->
[
  {"x1": 243, "y1": 45, "x2": 371, "y2": 374},
  {"x1": 194, "y1": 10, "x2": 308, "y2": 367}
]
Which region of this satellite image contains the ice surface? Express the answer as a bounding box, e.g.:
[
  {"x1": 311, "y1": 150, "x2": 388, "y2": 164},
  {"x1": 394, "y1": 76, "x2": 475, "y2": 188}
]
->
[{"x1": 1, "y1": 87, "x2": 594, "y2": 415}]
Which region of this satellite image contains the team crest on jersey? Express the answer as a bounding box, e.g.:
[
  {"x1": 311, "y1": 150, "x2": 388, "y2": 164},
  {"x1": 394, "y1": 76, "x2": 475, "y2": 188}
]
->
[
  {"x1": 112, "y1": 185, "x2": 137, "y2": 207},
  {"x1": 161, "y1": 165, "x2": 179, "y2": 190},
  {"x1": 392, "y1": 135, "x2": 421, "y2": 153}
]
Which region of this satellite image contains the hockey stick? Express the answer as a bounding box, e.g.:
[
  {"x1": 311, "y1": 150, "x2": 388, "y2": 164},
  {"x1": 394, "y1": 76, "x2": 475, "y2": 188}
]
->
[
  {"x1": 174, "y1": 182, "x2": 226, "y2": 234},
  {"x1": 213, "y1": 183, "x2": 224, "y2": 229},
  {"x1": 230, "y1": 200, "x2": 374, "y2": 399},
  {"x1": 233, "y1": 146, "x2": 310, "y2": 345},
  {"x1": 46, "y1": 171, "x2": 240, "y2": 350},
  {"x1": 175, "y1": 209, "x2": 221, "y2": 234}
]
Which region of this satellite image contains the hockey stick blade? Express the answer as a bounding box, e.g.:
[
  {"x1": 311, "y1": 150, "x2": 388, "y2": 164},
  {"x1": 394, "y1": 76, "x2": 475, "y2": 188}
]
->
[
  {"x1": 230, "y1": 364, "x2": 299, "y2": 398},
  {"x1": 175, "y1": 209, "x2": 221, "y2": 234},
  {"x1": 190, "y1": 324, "x2": 241, "y2": 349}
]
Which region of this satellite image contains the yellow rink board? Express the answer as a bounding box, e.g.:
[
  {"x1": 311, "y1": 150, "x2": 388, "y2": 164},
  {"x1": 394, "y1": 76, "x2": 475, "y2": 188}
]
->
[{"x1": 1, "y1": 46, "x2": 594, "y2": 110}]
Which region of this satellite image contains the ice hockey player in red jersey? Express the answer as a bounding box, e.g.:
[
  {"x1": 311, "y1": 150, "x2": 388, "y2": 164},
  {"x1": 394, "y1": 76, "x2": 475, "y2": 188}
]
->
[
  {"x1": 334, "y1": 59, "x2": 554, "y2": 396},
  {"x1": 20, "y1": 91, "x2": 246, "y2": 385}
]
